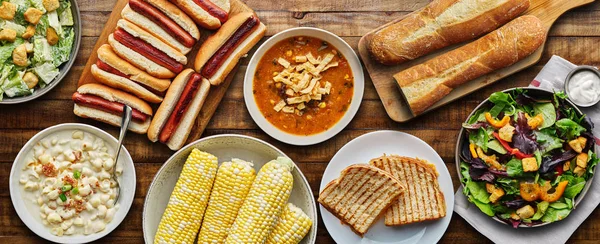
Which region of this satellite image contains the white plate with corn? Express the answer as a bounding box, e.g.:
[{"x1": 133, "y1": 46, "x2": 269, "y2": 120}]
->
[{"x1": 142, "y1": 134, "x2": 317, "y2": 244}]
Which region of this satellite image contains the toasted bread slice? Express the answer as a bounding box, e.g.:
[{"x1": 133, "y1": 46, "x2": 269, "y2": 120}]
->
[
  {"x1": 318, "y1": 164, "x2": 404, "y2": 236},
  {"x1": 370, "y1": 155, "x2": 446, "y2": 226}
]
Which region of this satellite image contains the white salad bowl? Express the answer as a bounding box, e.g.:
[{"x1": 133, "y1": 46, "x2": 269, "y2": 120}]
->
[
  {"x1": 244, "y1": 27, "x2": 364, "y2": 146},
  {"x1": 9, "y1": 123, "x2": 136, "y2": 243}
]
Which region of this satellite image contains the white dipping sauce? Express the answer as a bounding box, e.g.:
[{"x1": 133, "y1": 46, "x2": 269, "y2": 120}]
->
[
  {"x1": 568, "y1": 70, "x2": 600, "y2": 105},
  {"x1": 19, "y1": 130, "x2": 122, "y2": 237}
]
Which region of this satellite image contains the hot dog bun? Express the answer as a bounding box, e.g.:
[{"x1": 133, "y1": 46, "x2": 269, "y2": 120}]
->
[
  {"x1": 194, "y1": 12, "x2": 266, "y2": 85},
  {"x1": 73, "y1": 84, "x2": 153, "y2": 134},
  {"x1": 171, "y1": 0, "x2": 230, "y2": 29},
  {"x1": 92, "y1": 44, "x2": 170, "y2": 103},
  {"x1": 143, "y1": 0, "x2": 200, "y2": 39},
  {"x1": 117, "y1": 19, "x2": 187, "y2": 65},
  {"x1": 122, "y1": 4, "x2": 194, "y2": 54},
  {"x1": 148, "y1": 69, "x2": 211, "y2": 150},
  {"x1": 108, "y1": 33, "x2": 176, "y2": 79}
]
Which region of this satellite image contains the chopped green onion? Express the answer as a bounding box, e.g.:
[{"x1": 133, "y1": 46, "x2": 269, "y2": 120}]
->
[
  {"x1": 61, "y1": 185, "x2": 72, "y2": 192},
  {"x1": 59, "y1": 193, "x2": 67, "y2": 202},
  {"x1": 71, "y1": 187, "x2": 79, "y2": 195},
  {"x1": 73, "y1": 170, "x2": 81, "y2": 179}
]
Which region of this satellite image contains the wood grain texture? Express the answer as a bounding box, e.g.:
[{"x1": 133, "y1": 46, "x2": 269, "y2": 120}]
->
[
  {"x1": 1, "y1": 0, "x2": 600, "y2": 243},
  {"x1": 358, "y1": 0, "x2": 595, "y2": 122}
]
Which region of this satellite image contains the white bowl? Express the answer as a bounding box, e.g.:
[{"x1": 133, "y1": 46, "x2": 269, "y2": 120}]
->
[
  {"x1": 142, "y1": 134, "x2": 317, "y2": 243},
  {"x1": 244, "y1": 27, "x2": 365, "y2": 145},
  {"x1": 9, "y1": 123, "x2": 136, "y2": 243}
]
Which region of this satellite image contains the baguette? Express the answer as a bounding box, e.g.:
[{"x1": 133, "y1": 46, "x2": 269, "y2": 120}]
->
[
  {"x1": 318, "y1": 164, "x2": 404, "y2": 236},
  {"x1": 368, "y1": 0, "x2": 530, "y2": 65},
  {"x1": 395, "y1": 15, "x2": 546, "y2": 115}
]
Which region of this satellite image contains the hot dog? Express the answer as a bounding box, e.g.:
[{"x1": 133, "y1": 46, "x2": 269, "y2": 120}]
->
[
  {"x1": 148, "y1": 69, "x2": 211, "y2": 150},
  {"x1": 158, "y1": 73, "x2": 202, "y2": 143},
  {"x1": 194, "y1": 12, "x2": 266, "y2": 85},
  {"x1": 171, "y1": 0, "x2": 230, "y2": 29},
  {"x1": 122, "y1": 0, "x2": 200, "y2": 54},
  {"x1": 73, "y1": 83, "x2": 153, "y2": 134},
  {"x1": 91, "y1": 44, "x2": 171, "y2": 103},
  {"x1": 109, "y1": 19, "x2": 187, "y2": 79}
]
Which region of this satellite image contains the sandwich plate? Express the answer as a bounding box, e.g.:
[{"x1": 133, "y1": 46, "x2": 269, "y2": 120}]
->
[
  {"x1": 320, "y1": 130, "x2": 454, "y2": 244},
  {"x1": 142, "y1": 134, "x2": 317, "y2": 243}
]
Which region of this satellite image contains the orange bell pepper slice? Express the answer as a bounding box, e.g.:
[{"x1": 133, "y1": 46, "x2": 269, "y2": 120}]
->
[
  {"x1": 485, "y1": 112, "x2": 510, "y2": 129},
  {"x1": 519, "y1": 181, "x2": 540, "y2": 202},
  {"x1": 540, "y1": 181, "x2": 569, "y2": 203}
]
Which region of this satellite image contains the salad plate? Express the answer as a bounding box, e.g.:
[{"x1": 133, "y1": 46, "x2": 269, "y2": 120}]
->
[
  {"x1": 0, "y1": 0, "x2": 81, "y2": 104},
  {"x1": 456, "y1": 87, "x2": 598, "y2": 227},
  {"x1": 320, "y1": 130, "x2": 453, "y2": 244}
]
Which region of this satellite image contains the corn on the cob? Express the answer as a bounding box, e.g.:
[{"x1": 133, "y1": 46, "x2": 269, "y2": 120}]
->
[
  {"x1": 224, "y1": 157, "x2": 294, "y2": 244},
  {"x1": 154, "y1": 149, "x2": 218, "y2": 244},
  {"x1": 266, "y1": 203, "x2": 312, "y2": 244},
  {"x1": 197, "y1": 159, "x2": 256, "y2": 244}
]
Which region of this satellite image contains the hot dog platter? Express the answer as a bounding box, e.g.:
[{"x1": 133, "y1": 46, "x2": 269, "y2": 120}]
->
[
  {"x1": 77, "y1": 0, "x2": 255, "y2": 146},
  {"x1": 358, "y1": 0, "x2": 594, "y2": 122}
]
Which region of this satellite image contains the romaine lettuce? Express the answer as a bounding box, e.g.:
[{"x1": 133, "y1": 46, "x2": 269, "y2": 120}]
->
[
  {"x1": 28, "y1": 0, "x2": 46, "y2": 13},
  {"x1": 57, "y1": 0, "x2": 73, "y2": 26},
  {"x1": 0, "y1": 38, "x2": 24, "y2": 62},
  {"x1": 2, "y1": 69, "x2": 31, "y2": 98},
  {"x1": 47, "y1": 10, "x2": 62, "y2": 36},
  {"x1": 52, "y1": 27, "x2": 74, "y2": 67},
  {"x1": 1, "y1": 20, "x2": 27, "y2": 35},
  {"x1": 33, "y1": 37, "x2": 53, "y2": 65},
  {"x1": 34, "y1": 15, "x2": 49, "y2": 36},
  {"x1": 33, "y1": 62, "x2": 59, "y2": 85}
]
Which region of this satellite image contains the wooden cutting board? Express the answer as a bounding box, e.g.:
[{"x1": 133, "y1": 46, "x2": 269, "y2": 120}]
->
[
  {"x1": 77, "y1": 0, "x2": 253, "y2": 144},
  {"x1": 358, "y1": 0, "x2": 595, "y2": 123}
]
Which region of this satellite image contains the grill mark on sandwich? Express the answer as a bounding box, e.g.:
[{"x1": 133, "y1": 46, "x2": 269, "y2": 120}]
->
[
  {"x1": 72, "y1": 92, "x2": 149, "y2": 122},
  {"x1": 402, "y1": 161, "x2": 414, "y2": 223},
  {"x1": 355, "y1": 175, "x2": 392, "y2": 226},
  {"x1": 395, "y1": 159, "x2": 407, "y2": 224},
  {"x1": 345, "y1": 171, "x2": 387, "y2": 223},
  {"x1": 201, "y1": 15, "x2": 259, "y2": 78},
  {"x1": 425, "y1": 170, "x2": 440, "y2": 218},
  {"x1": 192, "y1": 0, "x2": 228, "y2": 23},
  {"x1": 334, "y1": 169, "x2": 369, "y2": 210},
  {"x1": 417, "y1": 166, "x2": 430, "y2": 220},
  {"x1": 114, "y1": 28, "x2": 184, "y2": 73},
  {"x1": 96, "y1": 60, "x2": 166, "y2": 97},
  {"x1": 338, "y1": 170, "x2": 372, "y2": 218},
  {"x1": 158, "y1": 73, "x2": 202, "y2": 143},
  {"x1": 434, "y1": 176, "x2": 446, "y2": 216},
  {"x1": 421, "y1": 167, "x2": 434, "y2": 219},
  {"x1": 129, "y1": 0, "x2": 195, "y2": 47},
  {"x1": 410, "y1": 163, "x2": 422, "y2": 222},
  {"x1": 384, "y1": 158, "x2": 399, "y2": 225}
]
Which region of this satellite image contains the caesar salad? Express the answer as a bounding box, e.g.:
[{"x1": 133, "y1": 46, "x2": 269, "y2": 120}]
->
[{"x1": 0, "y1": 0, "x2": 75, "y2": 101}]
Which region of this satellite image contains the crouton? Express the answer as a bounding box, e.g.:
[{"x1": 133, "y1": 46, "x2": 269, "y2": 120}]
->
[
  {"x1": 46, "y1": 27, "x2": 59, "y2": 45},
  {"x1": 0, "y1": 2, "x2": 16, "y2": 20},
  {"x1": 510, "y1": 212, "x2": 520, "y2": 220},
  {"x1": 499, "y1": 124, "x2": 515, "y2": 142},
  {"x1": 0, "y1": 28, "x2": 17, "y2": 42},
  {"x1": 574, "y1": 166, "x2": 585, "y2": 177},
  {"x1": 477, "y1": 147, "x2": 504, "y2": 170},
  {"x1": 22, "y1": 25, "x2": 35, "y2": 39},
  {"x1": 527, "y1": 113, "x2": 544, "y2": 130},
  {"x1": 486, "y1": 183, "x2": 505, "y2": 204},
  {"x1": 563, "y1": 161, "x2": 571, "y2": 172},
  {"x1": 12, "y1": 44, "x2": 28, "y2": 66},
  {"x1": 43, "y1": 0, "x2": 59, "y2": 12},
  {"x1": 516, "y1": 205, "x2": 535, "y2": 219},
  {"x1": 522, "y1": 157, "x2": 539, "y2": 172},
  {"x1": 24, "y1": 8, "x2": 44, "y2": 25},
  {"x1": 23, "y1": 72, "x2": 39, "y2": 89},
  {"x1": 576, "y1": 153, "x2": 588, "y2": 168},
  {"x1": 568, "y1": 137, "x2": 587, "y2": 153}
]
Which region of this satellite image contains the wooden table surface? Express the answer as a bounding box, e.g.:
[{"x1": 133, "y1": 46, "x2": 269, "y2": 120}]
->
[{"x1": 2, "y1": 0, "x2": 600, "y2": 243}]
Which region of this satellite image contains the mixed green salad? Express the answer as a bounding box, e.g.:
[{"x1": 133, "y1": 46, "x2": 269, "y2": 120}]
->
[
  {"x1": 460, "y1": 89, "x2": 598, "y2": 227},
  {"x1": 0, "y1": 0, "x2": 75, "y2": 101}
]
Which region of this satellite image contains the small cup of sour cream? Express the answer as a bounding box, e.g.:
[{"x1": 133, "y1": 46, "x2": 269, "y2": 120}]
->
[{"x1": 564, "y1": 65, "x2": 600, "y2": 107}]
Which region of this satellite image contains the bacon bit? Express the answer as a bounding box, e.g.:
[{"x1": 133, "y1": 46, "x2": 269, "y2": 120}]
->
[
  {"x1": 95, "y1": 182, "x2": 100, "y2": 188},
  {"x1": 73, "y1": 151, "x2": 82, "y2": 163},
  {"x1": 62, "y1": 175, "x2": 76, "y2": 186},
  {"x1": 42, "y1": 163, "x2": 58, "y2": 177}
]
